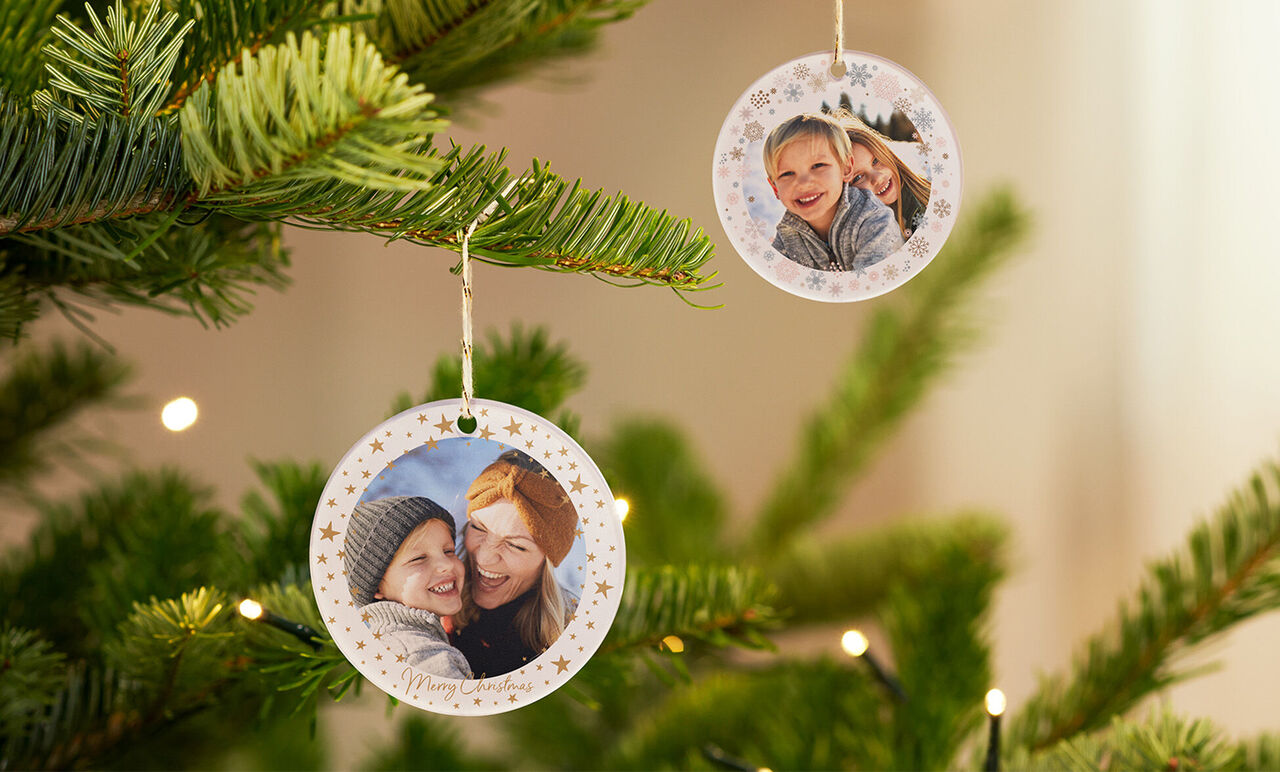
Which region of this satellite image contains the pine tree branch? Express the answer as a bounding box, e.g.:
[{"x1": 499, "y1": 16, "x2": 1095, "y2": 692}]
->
[
  {"x1": 0, "y1": 340, "x2": 131, "y2": 489},
  {"x1": 745, "y1": 189, "x2": 1027, "y2": 557},
  {"x1": 367, "y1": 0, "x2": 644, "y2": 100},
  {"x1": 33, "y1": 0, "x2": 194, "y2": 123},
  {"x1": 3, "y1": 215, "x2": 290, "y2": 337},
  {"x1": 0, "y1": 661, "x2": 136, "y2": 769},
  {"x1": 235, "y1": 460, "x2": 328, "y2": 586},
  {"x1": 161, "y1": 0, "x2": 324, "y2": 115},
  {"x1": 0, "y1": 95, "x2": 190, "y2": 238},
  {"x1": 0, "y1": 0, "x2": 62, "y2": 96},
  {"x1": 1015, "y1": 710, "x2": 1245, "y2": 772},
  {"x1": 773, "y1": 513, "x2": 1008, "y2": 627},
  {"x1": 0, "y1": 189, "x2": 178, "y2": 235},
  {"x1": 598, "y1": 565, "x2": 776, "y2": 657},
  {"x1": 1237, "y1": 732, "x2": 1280, "y2": 771},
  {"x1": 1006, "y1": 460, "x2": 1280, "y2": 755},
  {"x1": 179, "y1": 26, "x2": 444, "y2": 198},
  {"x1": 604, "y1": 659, "x2": 889, "y2": 771},
  {"x1": 0, "y1": 626, "x2": 66, "y2": 742},
  {"x1": 882, "y1": 529, "x2": 1003, "y2": 770},
  {"x1": 594, "y1": 418, "x2": 729, "y2": 568},
  {"x1": 0, "y1": 469, "x2": 230, "y2": 656}
]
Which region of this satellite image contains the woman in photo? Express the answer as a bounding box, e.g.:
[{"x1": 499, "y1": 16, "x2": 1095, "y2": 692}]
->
[
  {"x1": 451, "y1": 450, "x2": 579, "y2": 678},
  {"x1": 835, "y1": 110, "x2": 932, "y2": 239}
]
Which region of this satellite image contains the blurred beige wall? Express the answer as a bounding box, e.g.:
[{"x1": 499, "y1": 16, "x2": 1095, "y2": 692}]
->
[{"x1": 19, "y1": 0, "x2": 1280, "y2": 748}]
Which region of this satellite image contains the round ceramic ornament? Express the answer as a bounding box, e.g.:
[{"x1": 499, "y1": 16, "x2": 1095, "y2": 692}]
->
[
  {"x1": 309, "y1": 398, "x2": 624, "y2": 716},
  {"x1": 712, "y1": 50, "x2": 962, "y2": 302}
]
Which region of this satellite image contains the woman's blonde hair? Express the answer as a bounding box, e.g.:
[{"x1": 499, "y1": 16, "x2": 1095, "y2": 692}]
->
[
  {"x1": 832, "y1": 110, "x2": 931, "y2": 237},
  {"x1": 456, "y1": 557, "x2": 568, "y2": 654},
  {"x1": 762, "y1": 112, "x2": 854, "y2": 181}
]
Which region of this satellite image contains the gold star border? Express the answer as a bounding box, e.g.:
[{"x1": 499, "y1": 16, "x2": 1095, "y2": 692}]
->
[{"x1": 311, "y1": 399, "x2": 627, "y2": 717}]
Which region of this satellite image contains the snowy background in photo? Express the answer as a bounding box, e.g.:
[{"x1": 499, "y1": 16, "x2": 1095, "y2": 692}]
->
[{"x1": 360, "y1": 437, "x2": 587, "y2": 601}]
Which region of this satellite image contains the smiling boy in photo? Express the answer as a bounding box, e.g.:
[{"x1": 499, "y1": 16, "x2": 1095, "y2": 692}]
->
[
  {"x1": 764, "y1": 112, "x2": 904, "y2": 272},
  {"x1": 343, "y1": 496, "x2": 472, "y2": 679}
]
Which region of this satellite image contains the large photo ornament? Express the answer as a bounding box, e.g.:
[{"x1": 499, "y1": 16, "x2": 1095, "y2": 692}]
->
[
  {"x1": 309, "y1": 398, "x2": 625, "y2": 716},
  {"x1": 712, "y1": 50, "x2": 963, "y2": 302}
]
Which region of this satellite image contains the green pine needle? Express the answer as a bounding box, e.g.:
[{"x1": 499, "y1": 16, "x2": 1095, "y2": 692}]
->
[
  {"x1": 4, "y1": 215, "x2": 290, "y2": 335},
  {"x1": 180, "y1": 26, "x2": 444, "y2": 198},
  {"x1": 0, "y1": 96, "x2": 188, "y2": 236},
  {"x1": 1006, "y1": 459, "x2": 1280, "y2": 755},
  {"x1": 605, "y1": 659, "x2": 888, "y2": 770},
  {"x1": 359, "y1": 0, "x2": 646, "y2": 101},
  {"x1": 0, "y1": 661, "x2": 135, "y2": 770},
  {"x1": 595, "y1": 418, "x2": 729, "y2": 567},
  {"x1": 1020, "y1": 710, "x2": 1245, "y2": 771},
  {"x1": 600, "y1": 564, "x2": 777, "y2": 656},
  {"x1": 0, "y1": 626, "x2": 66, "y2": 742},
  {"x1": 0, "y1": 0, "x2": 62, "y2": 96},
  {"x1": 163, "y1": 0, "x2": 330, "y2": 115},
  {"x1": 746, "y1": 189, "x2": 1028, "y2": 557},
  {"x1": 1237, "y1": 732, "x2": 1280, "y2": 771},
  {"x1": 235, "y1": 460, "x2": 330, "y2": 587},
  {"x1": 774, "y1": 514, "x2": 1008, "y2": 626},
  {"x1": 0, "y1": 339, "x2": 131, "y2": 489},
  {"x1": 34, "y1": 0, "x2": 193, "y2": 123}
]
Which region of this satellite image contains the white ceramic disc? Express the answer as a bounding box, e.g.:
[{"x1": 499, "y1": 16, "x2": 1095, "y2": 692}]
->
[
  {"x1": 309, "y1": 398, "x2": 624, "y2": 716},
  {"x1": 712, "y1": 50, "x2": 962, "y2": 301}
]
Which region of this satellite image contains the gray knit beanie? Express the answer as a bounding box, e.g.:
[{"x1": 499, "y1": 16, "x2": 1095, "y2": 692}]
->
[{"x1": 343, "y1": 496, "x2": 457, "y2": 606}]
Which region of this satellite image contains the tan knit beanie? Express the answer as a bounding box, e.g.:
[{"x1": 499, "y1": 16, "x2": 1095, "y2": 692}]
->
[{"x1": 466, "y1": 452, "x2": 577, "y2": 566}]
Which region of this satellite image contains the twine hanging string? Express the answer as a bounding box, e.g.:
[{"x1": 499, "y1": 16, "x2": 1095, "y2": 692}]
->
[
  {"x1": 831, "y1": 0, "x2": 847, "y2": 77},
  {"x1": 460, "y1": 218, "x2": 478, "y2": 421},
  {"x1": 458, "y1": 180, "x2": 520, "y2": 421}
]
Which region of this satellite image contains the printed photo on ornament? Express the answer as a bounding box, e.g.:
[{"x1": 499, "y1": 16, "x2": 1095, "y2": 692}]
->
[
  {"x1": 350, "y1": 443, "x2": 583, "y2": 680},
  {"x1": 310, "y1": 399, "x2": 620, "y2": 716},
  {"x1": 712, "y1": 50, "x2": 962, "y2": 302},
  {"x1": 760, "y1": 104, "x2": 930, "y2": 273}
]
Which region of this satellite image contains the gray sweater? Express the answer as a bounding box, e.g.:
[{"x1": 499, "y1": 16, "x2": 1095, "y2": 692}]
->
[
  {"x1": 771, "y1": 184, "x2": 904, "y2": 272},
  {"x1": 362, "y1": 601, "x2": 472, "y2": 679}
]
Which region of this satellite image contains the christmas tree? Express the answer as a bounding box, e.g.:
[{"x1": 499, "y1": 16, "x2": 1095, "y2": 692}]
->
[{"x1": 3, "y1": 1, "x2": 1280, "y2": 769}]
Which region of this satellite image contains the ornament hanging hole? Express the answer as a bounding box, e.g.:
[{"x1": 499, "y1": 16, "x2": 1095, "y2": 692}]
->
[
  {"x1": 311, "y1": 397, "x2": 624, "y2": 716},
  {"x1": 457, "y1": 414, "x2": 478, "y2": 433},
  {"x1": 829, "y1": 59, "x2": 847, "y2": 78}
]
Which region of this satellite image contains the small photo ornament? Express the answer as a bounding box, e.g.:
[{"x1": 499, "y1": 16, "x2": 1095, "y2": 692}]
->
[
  {"x1": 309, "y1": 398, "x2": 625, "y2": 716},
  {"x1": 712, "y1": 50, "x2": 962, "y2": 302}
]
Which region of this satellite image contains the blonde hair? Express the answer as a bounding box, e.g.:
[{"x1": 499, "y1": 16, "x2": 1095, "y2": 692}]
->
[
  {"x1": 456, "y1": 558, "x2": 568, "y2": 654},
  {"x1": 832, "y1": 109, "x2": 931, "y2": 237},
  {"x1": 762, "y1": 112, "x2": 854, "y2": 181}
]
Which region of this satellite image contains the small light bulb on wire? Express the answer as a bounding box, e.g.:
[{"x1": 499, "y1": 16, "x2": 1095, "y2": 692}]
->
[
  {"x1": 984, "y1": 687, "x2": 1006, "y2": 771},
  {"x1": 841, "y1": 629, "x2": 869, "y2": 657},
  {"x1": 616, "y1": 498, "x2": 630, "y2": 521},
  {"x1": 237, "y1": 597, "x2": 321, "y2": 649},
  {"x1": 840, "y1": 628, "x2": 907, "y2": 702},
  {"x1": 985, "y1": 688, "x2": 1006, "y2": 717},
  {"x1": 161, "y1": 397, "x2": 198, "y2": 431},
  {"x1": 238, "y1": 599, "x2": 264, "y2": 620}
]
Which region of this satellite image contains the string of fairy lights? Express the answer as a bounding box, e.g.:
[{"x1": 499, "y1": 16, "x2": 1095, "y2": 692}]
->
[{"x1": 173, "y1": 401, "x2": 1002, "y2": 768}]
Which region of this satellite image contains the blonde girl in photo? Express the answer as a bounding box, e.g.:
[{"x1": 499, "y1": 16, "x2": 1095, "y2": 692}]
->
[{"x1": 835, "y1": 110, "x2": 932, "y2": 239}]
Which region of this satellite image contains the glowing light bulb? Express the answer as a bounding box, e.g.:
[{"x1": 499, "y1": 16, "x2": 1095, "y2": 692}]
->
[
  {"x1": 661, "y1": 635, "x2": 685, "y2": 653},
  {"x1": 161, "y1": 397, "x2": 198, "y2": 431},
  {"x1": 841, "y1": 629, "x2": 869, "y2": 657},
  {"x1": 238, "y1": 599, "x2": 264, "y2": 620},
  {"x1": 616, "y1": 498, "x2": 630, "y2": 521},
  {"x1": 985, "y1": 688, "x2": 1007, "y2": 717}
]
